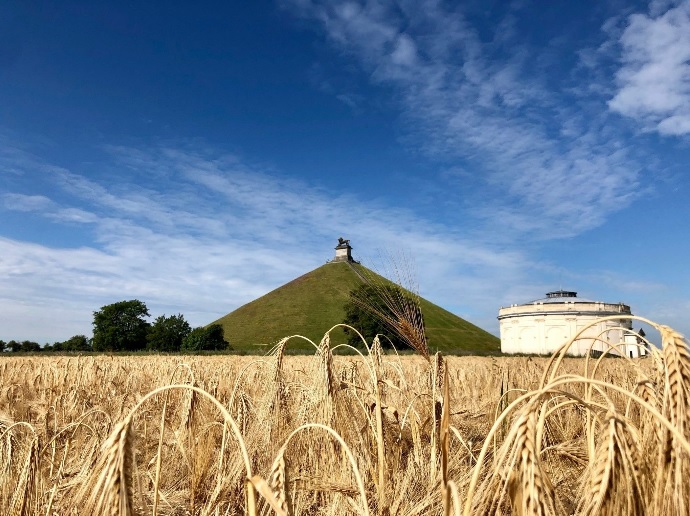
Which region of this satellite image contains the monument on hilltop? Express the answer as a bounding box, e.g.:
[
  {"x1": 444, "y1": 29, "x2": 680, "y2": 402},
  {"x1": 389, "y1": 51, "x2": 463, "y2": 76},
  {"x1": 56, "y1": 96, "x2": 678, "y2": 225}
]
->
[
  {"x1": 332, "y1": 237, "x2": 354, "y2": 263},
  {"x1": 209, "y1": 239, "x2": 500, "y2": 353}
]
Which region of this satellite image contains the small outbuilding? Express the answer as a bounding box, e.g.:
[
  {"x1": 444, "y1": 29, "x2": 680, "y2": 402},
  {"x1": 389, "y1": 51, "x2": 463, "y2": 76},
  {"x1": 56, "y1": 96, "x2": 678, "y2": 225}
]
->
[{"x1": 498, "y1": 290, "x2": 647, "y2": 357}]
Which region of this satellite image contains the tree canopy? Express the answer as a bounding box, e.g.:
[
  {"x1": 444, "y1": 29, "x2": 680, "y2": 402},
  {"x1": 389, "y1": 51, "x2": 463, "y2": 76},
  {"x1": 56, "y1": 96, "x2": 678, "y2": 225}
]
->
[
  {"x1": 342, "y1": 283, "x2": 424, "y2": 350},
  {"x1": 0, "y1": 340, "x2": 41, "y2": 352},
  {"x1": 181, "y1": 324, "x2": 229, "y2": 352},
  {"x1": 92, "y1": 300, "x2": 151, "y2": 352},
  {"x1": 46, "y1": 335, "x2": 92, "y2": 352},
  {"x1": 3, "y1": 300, "x2": 233, "y2": 354},
  {"x1": 147, "y1": 314, "x2": 191, "y2": 352}
]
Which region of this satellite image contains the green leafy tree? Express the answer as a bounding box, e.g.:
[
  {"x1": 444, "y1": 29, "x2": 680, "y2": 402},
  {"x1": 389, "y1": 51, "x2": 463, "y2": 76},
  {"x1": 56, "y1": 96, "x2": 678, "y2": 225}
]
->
[
  {"x1": 147, "y1": 314, "x2": 191, "y2": 352},
  {"x1": 56, "y1": 335, "x2": 92, "y2": 352},
  {"x1": 0, "y1": 340, "x2": 5, "y2": 352},
  {"x1": 181, "y1": 324, "x2": 229, "y2": 352},
  {"x1": 20, "y1": 340, "x2": 41, "y2": 352},
  {"x1": 8, "y1": 340, "x2": 21, "y2": 352},
  {"x1": 92, "y1": 300, "x2": 151, "y2": 352},
  {"x1": 342, "y1": 283, "x2": 424, "y2": 350}
]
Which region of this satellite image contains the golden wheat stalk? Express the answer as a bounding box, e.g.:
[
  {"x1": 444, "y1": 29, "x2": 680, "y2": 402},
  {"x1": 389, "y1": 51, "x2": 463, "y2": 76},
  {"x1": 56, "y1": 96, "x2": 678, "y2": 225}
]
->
[
  {"x1": 77, "y1": 420, "x2": 134, "y2": 515},
  {"x1": 579, "y1": 412, "x2": 645, "y2": 516},
  {"x1": 355, "y1": 259, "x2": 429, "y2": 359},
  {"x1": 509, "y1": 408, "x2": 557, "y2": 516},
  {"x1": 8, "y1": 435, "x2": 37, "y2": 516},
  {"x1": 270, "y1": 423, "x2": 370, "y2": 516},
  {"x1": 440, "y1": 365, "x2": 450, "y2": 516}
]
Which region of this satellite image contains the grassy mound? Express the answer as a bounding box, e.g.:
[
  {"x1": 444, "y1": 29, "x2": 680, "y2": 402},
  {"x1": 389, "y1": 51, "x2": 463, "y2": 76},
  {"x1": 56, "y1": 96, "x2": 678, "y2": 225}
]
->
[{"x1": 211, "y1": 261, "x2": 500, "y2": 354}]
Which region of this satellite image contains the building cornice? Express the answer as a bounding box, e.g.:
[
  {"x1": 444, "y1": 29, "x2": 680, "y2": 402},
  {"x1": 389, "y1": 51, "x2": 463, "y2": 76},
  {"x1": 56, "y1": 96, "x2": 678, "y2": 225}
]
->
[{"x1": 498, "y1": 309, "x2": 631, "y2": 321}]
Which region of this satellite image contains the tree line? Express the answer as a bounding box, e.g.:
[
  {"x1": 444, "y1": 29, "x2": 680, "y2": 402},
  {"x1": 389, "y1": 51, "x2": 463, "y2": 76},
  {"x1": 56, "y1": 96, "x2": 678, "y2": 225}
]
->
[{"x1": 0, "y1": 299, "x2": 228, "y2": 353}]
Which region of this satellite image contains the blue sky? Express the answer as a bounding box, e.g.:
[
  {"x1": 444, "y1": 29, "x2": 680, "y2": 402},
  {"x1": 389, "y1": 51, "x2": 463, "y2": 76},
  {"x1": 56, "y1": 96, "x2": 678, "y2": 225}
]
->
[{"x1": 1, "y1": 0, "x2": 689, "y2": 344}]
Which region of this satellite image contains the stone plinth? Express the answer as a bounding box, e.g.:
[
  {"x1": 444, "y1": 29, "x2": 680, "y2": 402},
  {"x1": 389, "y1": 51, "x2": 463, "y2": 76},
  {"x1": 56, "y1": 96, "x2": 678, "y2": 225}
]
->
[{"x1": 332, "y1": 238, "x2": 353, "y2": 262}]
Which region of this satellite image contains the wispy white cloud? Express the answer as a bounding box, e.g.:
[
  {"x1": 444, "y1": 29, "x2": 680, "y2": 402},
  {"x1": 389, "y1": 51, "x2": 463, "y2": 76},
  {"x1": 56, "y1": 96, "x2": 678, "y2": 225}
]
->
[
  {"x1": 1, "y1": 193, "x2": 100, "y2": 224},
  {"x1": 283, "y1": 0, "x2": 645, "y2": 238},
  {"x1": 1, "y1": 193, "x2": 54, "y2": 211},
  {"x1": 0, "y1": 142, "x2": 531, "y2": 342},
  {"x1": 609, "y1": 0, "x2": 690, "y2": 136}
]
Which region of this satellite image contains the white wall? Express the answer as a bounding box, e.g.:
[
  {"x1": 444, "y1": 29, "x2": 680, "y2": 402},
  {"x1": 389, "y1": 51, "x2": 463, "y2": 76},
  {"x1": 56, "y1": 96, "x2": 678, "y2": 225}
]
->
[{"x1": 499, "y1": 301, "x2": 635, "y2": 356}]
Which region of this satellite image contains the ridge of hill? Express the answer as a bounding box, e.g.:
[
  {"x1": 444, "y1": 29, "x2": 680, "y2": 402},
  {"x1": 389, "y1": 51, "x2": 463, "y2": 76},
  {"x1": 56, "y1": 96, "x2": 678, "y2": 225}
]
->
[{"x1": 211, "y1": 261, "x2": 500, "y2": 354}]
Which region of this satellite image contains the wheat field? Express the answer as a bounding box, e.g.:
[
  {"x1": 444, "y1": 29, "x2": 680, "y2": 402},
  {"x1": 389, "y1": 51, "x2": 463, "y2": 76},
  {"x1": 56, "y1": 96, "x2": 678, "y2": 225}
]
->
[{"x1": 0, "y1": 321, "x2": 688, "y2": 515}]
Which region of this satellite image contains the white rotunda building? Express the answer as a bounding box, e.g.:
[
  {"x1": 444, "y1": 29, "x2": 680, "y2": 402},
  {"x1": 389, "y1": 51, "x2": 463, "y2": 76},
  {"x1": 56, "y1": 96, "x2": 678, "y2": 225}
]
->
[{"x1": 498, "y1": 290, "x2": 647, "y2": 357}]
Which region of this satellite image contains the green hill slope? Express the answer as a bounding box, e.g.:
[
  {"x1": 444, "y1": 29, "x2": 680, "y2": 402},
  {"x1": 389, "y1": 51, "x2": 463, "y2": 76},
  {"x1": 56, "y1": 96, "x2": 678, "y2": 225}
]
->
[{"x1": 211, "y1": 261, "x2": 500, "y2": 354}]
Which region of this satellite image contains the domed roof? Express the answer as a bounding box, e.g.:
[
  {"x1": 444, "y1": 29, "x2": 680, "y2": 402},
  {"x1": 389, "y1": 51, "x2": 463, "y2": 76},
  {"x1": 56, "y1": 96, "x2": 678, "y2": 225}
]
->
[{"x1": 527, "y1": 290, "x2": 597, "y2": 304}]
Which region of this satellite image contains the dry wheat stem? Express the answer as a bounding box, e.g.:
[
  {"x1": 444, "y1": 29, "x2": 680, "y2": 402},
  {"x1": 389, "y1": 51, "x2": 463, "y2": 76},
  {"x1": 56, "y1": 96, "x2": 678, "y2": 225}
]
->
[
  {"x1": 273, "y1": 423, "x2": 370, "y2": 516},
  {"x1": 464, "y1": 374, "x2": 690, "y2": 516},
  {"x1": 542, "y1": 315, "x2": 662, "y2": 388}
]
